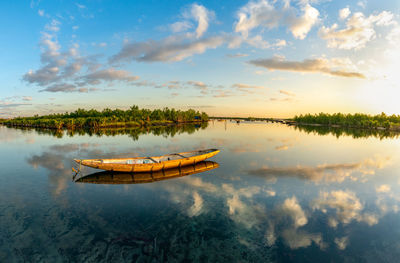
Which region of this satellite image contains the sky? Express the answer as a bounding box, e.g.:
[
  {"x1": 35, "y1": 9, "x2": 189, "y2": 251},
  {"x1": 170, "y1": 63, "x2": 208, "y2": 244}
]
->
[{"x1": 0, "y1": 0, "x2": 399, "y2": 118}]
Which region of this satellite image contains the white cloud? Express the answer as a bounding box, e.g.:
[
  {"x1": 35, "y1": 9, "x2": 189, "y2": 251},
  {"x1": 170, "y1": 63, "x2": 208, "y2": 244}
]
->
[
  {"x1": 45, "y1": 19, "x2": 61, "y2": 32},
  {"x1": 312, "y1": 190, "x2": 362, "y2": 225},
  {"x1": 287, "y1": 4, "x2": 319, "y2": 40},
  {"x1": 339, "y1": 7, "x2": 351, "y2": 20},
  {"x1": 235, "y1": 0, "x2": 282, "y2": 38},
  {"x1": 188, "y1": 3, "x2": 213, "y2": 38},
  {"x1": 312, "y1": 190, "x2": 380, "y2": 226},
  {"x1": 38, "y1": 9, "x2": 44, "y2": 17},
  {"x1": 281, "y1": 228, "x2": 324, "y2": 249},
  {"x1": 235, "y1": 0, "x2": 319, "y2": 40},
  {"x1": 320, "y1": 10, "x2": 395, "y2": 50},
  {"x1": 376, "y1": 184, "x2": 391, "y2": 193},
  {"x1": 110, "y1": 35, "x2": 226, "y2": 63},
  {"x1": 187, "y1": 191, "x2": 204, "y2": 217},
  {"x1": 281, "y1": 196, "x2": 308, "y2": 228},
  {"x1": 387, "y1": 25, "x2": 400, "y2": 45},
  {"x1": 246, "y1": 35, "x2": 287, "y2": 49},
  {"x1": 168, "y1": 3, "x2": 214, "y2": 38},
  {"x1": 334, "y1": 236, "x2": 349, "y2": 250},
  {"x1": 170, "y1": 21, "x2": 192, "y2": 33},
  {"x1": 23, "y1": 18, "x2": 141, "y2": 92}
]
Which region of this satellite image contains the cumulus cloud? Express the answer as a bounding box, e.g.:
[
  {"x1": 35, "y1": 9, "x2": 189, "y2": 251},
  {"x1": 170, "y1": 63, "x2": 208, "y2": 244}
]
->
[
  {"x1": 23, "y1": 31, "x2": 63, "y2": 86},
  {"x1": 281, "y1": 196, "x2": 308, "y2": 227},
  {"x1": 339, "y1": 7, "x2": 351, "y2": 20},
  {"x1": 312, "y1": 190, "x2": 379, "y2": 226},
  {"x1": 248, "y1": 56, "x2": 365, "y2": 78},
  {"x1": 376, "y1": 184, "x2": 391, "y2": 193},
  {"x1": 223, "y1": 184, "x2": 266, "y2": 228},
  {"x1": 287, "y1": 4, "x2": 320, "y2": 40},
  {"x1": 169, "y1": 3, "x2": 214, "y2": 38},
  {"x1": 235, "y1": 0, "x2": 319, "y2": 40},
  {"x1": 111, "y1": 3, "x2": 219, "y2": 64},
  {"x1": 235, "y1": 0, "x2": 283, "y2": 38},
  {"x1": 320, "y1": 10, "x2": 395, "y2": 50},
  {"x1": 334, "y1": 236, "x2": 349, "y2": 250},
  {"x1": 23, "y1": 19, "x2": 140, "y2": 92},
  {"x1": 187, "y1": 191, "x2": 204, "y2": 217},
  {"x1": 281, "y1": 228, "x2": 324, "y2": 249},
  {"x1": 188, "y1": 3, "x2": 213, "y2": 38}
]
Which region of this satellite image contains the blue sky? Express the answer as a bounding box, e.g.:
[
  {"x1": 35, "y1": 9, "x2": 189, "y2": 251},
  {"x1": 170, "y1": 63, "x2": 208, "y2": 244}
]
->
[{"x1": 0, "y1": 0, "x2": 399, "y2": 117}]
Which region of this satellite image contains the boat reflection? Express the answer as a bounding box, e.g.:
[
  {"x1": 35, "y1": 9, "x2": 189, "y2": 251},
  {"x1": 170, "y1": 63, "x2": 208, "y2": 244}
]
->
[{"x1": 74, "y1": 161, "x2": 219, "y2": 184}]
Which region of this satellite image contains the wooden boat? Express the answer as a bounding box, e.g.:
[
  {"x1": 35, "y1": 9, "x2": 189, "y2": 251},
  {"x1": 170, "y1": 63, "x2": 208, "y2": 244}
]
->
[
  {"x1": 75, "y1": 161, "x2": 219, "y2": 184},
  {"x1": 74, "y1": 148, "x2": 220, "y2": 172}
]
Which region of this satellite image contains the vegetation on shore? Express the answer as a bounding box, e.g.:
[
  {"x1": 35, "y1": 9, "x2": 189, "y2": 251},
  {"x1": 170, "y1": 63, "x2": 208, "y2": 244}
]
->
[
  {"x1": 1, "y1": 106, "x2": 209, "y2": 130},
  {"x1": 293, "y1": 112, "x2": 400, "y2": 130}
]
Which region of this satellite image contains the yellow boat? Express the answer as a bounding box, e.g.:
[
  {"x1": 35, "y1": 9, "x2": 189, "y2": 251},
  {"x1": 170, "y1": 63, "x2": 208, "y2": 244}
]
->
[
  {"x1": 75, "y1": 161, "x2": 219, "y2": 184},
  {"x1": 74, "y1": 148, "x2": 220, "y2": 172}
]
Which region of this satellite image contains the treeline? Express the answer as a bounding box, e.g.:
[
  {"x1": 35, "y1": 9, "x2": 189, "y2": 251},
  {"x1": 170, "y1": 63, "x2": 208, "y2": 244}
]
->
[
  {"x1": 293, "y1": 112, "x2": 400, "y2": 130},
  {"x1": 2, "y1": 105, "x2": 209, "y2": 129}
]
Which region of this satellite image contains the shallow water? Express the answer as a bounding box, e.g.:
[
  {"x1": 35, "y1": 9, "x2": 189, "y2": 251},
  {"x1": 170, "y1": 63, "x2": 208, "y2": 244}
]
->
[{"x1": 1, "y1": 121, "x2": 400, "y2": 262}]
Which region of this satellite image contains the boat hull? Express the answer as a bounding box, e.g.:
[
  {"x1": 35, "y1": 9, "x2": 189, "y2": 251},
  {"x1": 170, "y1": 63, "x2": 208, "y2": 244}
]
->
[
  {"x1": 75, "y1": 161, "x2": 219, "y2": 184},
  {"x1": 74, "y1": 149, "x2": 220, "y2": 172}
]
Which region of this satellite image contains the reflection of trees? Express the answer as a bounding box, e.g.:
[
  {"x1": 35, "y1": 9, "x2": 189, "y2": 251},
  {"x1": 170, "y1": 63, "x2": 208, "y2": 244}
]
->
[
  {"x1": 5, "y1": 122, "x2": 208, "y2": 140},
  {"x1": 294, "y1": 124, "x2": 400, "y2": 139}
]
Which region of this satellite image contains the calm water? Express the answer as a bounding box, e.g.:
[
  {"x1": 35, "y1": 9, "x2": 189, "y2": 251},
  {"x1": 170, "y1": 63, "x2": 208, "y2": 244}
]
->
[{"x1": 1, "y1": 121, "x2": 400, "y2": 262}]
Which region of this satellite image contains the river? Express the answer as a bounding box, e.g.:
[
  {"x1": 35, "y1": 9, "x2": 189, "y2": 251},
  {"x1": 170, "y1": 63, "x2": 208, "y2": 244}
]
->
[{"x1": 1, "y1": 121, "x2": 400, "y2": 262}]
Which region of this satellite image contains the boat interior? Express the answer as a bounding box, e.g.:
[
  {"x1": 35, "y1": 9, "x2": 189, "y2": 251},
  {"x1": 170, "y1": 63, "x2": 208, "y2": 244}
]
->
[{"x1": 99, "y1": 149, "x2": 217, "y2": 165}]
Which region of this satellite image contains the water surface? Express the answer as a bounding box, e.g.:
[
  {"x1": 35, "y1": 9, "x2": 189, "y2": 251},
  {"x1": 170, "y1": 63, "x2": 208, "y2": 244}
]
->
[{"x1": 1, "y1": 121, "x2": 400, "y2": 262}]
